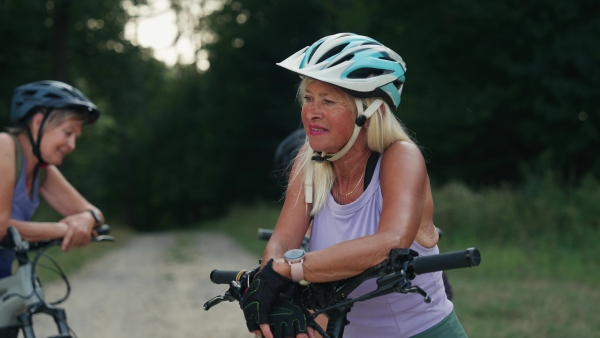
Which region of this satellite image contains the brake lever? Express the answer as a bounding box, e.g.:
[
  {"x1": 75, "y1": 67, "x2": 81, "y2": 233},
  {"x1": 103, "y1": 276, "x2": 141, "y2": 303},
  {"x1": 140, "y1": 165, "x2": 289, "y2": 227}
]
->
[
  {"x1": 203, "y1": 280, "x2": 244, "y2": 311},
  {"x1": 93, "y1": 235, "x2": 115, "y2": 243},
  {"x1": 203, "y1": 294, "x2": 232, "y2": 310}
]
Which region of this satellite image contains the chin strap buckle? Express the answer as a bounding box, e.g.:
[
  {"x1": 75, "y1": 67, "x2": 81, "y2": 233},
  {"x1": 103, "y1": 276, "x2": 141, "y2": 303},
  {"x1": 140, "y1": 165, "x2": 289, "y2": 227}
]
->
[{"x1": 311, "y1": 152, "x2": 332, "y2": 162}]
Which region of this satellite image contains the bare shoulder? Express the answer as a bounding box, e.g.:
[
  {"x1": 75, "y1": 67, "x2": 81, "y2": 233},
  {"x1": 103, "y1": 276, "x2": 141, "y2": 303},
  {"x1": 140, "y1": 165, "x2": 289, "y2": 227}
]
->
[
  {"x1": 0, "y1": 133, "x2": 16, "y2": 187},
  {"x1": 379, "y1": 141, "x2": 427, "y2": 188},
  {"x1": 386, "y1": 140, "x2": 422, "y2": 154},
  {"x1": 0, "y1": 133, "x2": 16, "y2": 158},
  {"x1": 381, "y1": 141, "x2": 425, "y2": 167},
  {"x1": 0, "y1": 132, "x2": 15, "y2": 144}
]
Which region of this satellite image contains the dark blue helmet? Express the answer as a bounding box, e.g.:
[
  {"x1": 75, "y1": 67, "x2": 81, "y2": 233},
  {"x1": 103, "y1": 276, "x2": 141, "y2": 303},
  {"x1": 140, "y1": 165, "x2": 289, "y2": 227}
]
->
[
  {"x1": 272, "y1": 128, "x2": 306, "y2": 174},
  {"x1": 10, "y1": 80, "x2": 100, "y2": 124}
]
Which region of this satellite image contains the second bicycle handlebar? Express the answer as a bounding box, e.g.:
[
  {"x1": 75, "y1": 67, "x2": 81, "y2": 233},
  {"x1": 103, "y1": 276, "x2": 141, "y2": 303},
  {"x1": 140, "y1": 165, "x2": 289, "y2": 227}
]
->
[{"x1": 1, "y1": 224, "x2": 114, "y2": 252}]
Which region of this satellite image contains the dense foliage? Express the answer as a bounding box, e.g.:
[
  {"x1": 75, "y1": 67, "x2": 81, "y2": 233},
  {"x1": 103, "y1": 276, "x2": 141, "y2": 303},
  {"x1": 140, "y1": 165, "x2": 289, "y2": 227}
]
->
[{"x1": 1, "y1": 0, "x2": 598, "y2": 230}]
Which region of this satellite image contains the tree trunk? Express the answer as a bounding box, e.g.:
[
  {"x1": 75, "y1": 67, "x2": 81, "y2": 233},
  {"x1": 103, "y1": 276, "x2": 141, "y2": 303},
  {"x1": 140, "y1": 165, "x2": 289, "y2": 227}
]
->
[{"x1": 51, "y1": 0, "x2": 71, "y2": 81}]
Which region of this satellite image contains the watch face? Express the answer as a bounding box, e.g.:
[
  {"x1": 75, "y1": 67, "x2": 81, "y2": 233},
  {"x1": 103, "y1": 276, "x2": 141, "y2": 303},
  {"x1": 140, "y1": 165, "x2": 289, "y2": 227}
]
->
[{"x1": 284, "y1": 249, "x2": 305, "y2": 261}]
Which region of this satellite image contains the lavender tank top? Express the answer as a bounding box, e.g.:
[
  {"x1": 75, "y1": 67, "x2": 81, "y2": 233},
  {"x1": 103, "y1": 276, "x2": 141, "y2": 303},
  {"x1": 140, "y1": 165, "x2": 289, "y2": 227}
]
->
[
  {"x1": 11, "y1": 148, "x2": 41, "y2": 222},
  {"x1": 309, "y1": 155, "x2": 453, "y2": 337},
  {"x1": 0, "y1": 139, "x2": 41, "y2": 278}
]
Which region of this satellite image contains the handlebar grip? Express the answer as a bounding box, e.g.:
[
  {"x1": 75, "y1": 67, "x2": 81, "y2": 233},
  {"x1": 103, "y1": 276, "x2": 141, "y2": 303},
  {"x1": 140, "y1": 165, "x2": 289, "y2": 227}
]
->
[
  {"x1": 95, "y1": 224, "x2": 110, "y2": 236},
  {"x1": 411, "y1": 248, "x2": 481, "y2": 275},
  {"x1": 210, "y1": 269, "x2": 246, "y2": 284},
  {"x1": 257, "y1": 228, "x2": 273, "y2": 241},
  {"x1": 0, "y1": 226, "x2": 25, "y2": 250}
]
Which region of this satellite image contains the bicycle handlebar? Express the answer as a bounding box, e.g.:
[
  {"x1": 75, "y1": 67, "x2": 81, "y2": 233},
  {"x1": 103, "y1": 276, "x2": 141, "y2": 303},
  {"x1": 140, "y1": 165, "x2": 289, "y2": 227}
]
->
[
  {"x1": 410, "y1": 247, "x2": 480, "y2": 275},
  {"x1": 257, "y1": 228, "x2": 273, "y2": 241},
  {"x1": 208, "y1": 247, "x2": 481, "y2": 287},
  {"x1": 206, "y1": 247, "x2": 481, "y2": 301},
  {"x1": 257, "y1": 228, "x2": 310, "y2": 251},
  {"x1": 210, "y1": 268, "x2": 250, "y2": 285},
  {"x1": 205, "y1": 247, "x2": 481, "y2": 337},
  {"x1": 1, "y1": 224, "x2": 114, "y2": 252}
]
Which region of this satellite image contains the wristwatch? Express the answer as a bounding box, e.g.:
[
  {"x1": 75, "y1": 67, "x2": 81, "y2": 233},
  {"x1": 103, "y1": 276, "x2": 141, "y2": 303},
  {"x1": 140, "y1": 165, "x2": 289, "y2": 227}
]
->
[
  {"x1": 87, "y1": 209, "x2": 102, "y2": 227},
  {"x1": 284, "y1": 249, "x2": 306, "y2": 283}
]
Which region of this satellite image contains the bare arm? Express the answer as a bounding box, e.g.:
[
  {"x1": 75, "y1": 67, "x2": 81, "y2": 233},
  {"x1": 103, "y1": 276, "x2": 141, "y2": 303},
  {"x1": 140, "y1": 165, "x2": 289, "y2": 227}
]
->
[
  {"x1": 40, "y1": 165, "x2": 104, "y2": 250},
  {"x1": 262, "y1": 152, "x2": 313, "y2": 267},
  {"x1": 0, "y1": 133, "x2": 17, "y2": 237},
  {"x1": 272, "y1": 141, "x2": 433, "y2": 282}
]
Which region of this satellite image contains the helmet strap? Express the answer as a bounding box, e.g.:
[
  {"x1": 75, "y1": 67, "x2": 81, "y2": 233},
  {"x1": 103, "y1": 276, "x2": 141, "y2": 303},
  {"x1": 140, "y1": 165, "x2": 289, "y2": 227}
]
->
[
  {"x1": 304, "y1": 99, "x2": 383, "y2": 203},
  {"x1": 25, "y1": 108, "x2": 51, "y2": 168}
]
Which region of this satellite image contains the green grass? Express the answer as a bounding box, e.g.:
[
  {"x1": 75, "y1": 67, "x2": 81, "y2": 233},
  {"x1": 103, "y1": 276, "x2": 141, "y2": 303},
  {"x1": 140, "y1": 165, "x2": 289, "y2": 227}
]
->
[{"x1": 450, "y1": 272, "x2": 600, "y2": 337}]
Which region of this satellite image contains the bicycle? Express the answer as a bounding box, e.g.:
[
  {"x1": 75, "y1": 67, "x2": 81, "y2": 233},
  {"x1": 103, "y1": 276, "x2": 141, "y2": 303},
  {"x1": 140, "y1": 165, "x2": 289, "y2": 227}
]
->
[
  {"x1": 0, "y1": 225, "x2": 114, "y2": 338},
  {"x1": 204, "y1": 245, "x2": 481, "y2": 338}
]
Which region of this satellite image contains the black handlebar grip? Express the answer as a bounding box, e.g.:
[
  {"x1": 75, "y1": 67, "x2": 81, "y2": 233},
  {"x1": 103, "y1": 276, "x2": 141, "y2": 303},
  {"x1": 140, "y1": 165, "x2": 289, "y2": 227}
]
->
[
  {"x1": 210, "y1": 269, "x2": 245, "y2": 284},
  {"x1": 95, "y1": 224, "x2": 110, "y2": 236},
  {"x1": 411, "y1": 248, "x2": 481, "y2": 275},
  {"x1": 0, "y1": 226, "x2": 24, "y2": 250},
  {"x1": 257, "y1": 228, "x2": 273, "y2": 241}
]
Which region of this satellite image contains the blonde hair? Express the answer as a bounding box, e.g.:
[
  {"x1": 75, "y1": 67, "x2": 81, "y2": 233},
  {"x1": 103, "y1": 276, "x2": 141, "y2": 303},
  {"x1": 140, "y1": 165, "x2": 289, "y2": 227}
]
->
[
  {"x1": 8, "y1": 109, "x2": 86, "y2": 135},
  {"x1": 289, "y1": 77, "x2": 415, "y2": 215}
]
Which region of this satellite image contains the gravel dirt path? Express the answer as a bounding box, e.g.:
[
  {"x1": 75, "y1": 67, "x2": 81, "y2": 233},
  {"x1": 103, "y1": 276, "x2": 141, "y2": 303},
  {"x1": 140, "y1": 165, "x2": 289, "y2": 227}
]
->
[{"x1": 23, "y1": 231, "x2": 260, "y2": 338}]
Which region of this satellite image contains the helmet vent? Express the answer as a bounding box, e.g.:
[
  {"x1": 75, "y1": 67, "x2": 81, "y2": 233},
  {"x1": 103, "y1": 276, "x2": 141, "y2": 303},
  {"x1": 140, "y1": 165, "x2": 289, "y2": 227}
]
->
[
  {"x1": 347, "y1": 67, "x2": 386, "y2": 79},
  {"x1": 329, "y1": 54, "x2": 354, "y2": 68},
  {"x1": 317, "y1": 43, "x2": 348, "y2": 64},
  {"x1": 44, "y1": 93, "x2": 62, "y2": 99}
]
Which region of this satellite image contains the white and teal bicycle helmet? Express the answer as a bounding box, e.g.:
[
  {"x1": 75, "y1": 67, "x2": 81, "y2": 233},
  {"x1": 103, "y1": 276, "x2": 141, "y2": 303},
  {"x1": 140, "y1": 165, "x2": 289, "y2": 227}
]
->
[
  {"x1": 277, "y1": 33, "x2": 407, "y2": 203},
  {"x1": 277, "y1": 32, "x2": 406, "y2": 111}
]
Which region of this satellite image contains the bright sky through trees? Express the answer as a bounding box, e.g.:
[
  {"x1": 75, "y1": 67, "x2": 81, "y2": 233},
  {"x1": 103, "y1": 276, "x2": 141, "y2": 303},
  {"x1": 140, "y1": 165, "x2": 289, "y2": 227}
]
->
[{"x1": 123, "y1": 0, "x2": 221, "y2": 71}]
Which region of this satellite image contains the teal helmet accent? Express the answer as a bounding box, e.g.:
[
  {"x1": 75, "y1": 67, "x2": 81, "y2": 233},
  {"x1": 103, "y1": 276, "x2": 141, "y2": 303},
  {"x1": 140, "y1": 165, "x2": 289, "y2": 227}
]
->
[
  {"x1": 277, "y1": 33, "x2": 407, "y2": 110},
  {"x1": 10, "y1": 80, "x2": 100, "y2": 124}
]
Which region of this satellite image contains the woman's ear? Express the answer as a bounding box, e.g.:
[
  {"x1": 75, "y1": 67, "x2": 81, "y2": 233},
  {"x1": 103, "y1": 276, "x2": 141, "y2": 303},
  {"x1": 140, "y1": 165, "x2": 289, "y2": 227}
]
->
[{"x1": 29, "y1": 112, "x2": 45, "y2": 138}]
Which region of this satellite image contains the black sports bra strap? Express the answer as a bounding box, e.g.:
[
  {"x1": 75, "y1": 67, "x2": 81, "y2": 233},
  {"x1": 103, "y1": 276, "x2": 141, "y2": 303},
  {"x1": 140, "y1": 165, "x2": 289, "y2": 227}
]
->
[{"x1": 364, "y1": 151, "x2": 381, "y2": 189}]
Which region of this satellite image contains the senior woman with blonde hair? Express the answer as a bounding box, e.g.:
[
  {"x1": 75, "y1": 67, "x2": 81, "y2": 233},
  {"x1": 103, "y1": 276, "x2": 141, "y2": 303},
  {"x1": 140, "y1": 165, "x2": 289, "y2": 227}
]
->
[{"x1": 242, "y1": 33, "x2": 466, "y2": 338}]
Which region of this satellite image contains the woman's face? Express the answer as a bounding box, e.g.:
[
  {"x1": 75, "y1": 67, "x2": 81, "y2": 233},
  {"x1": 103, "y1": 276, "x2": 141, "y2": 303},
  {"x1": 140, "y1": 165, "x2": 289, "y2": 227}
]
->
[
  {"x1": 301, "y1": 80, "x2": 356, "y2": 154},
  {"x1": 40, "y1": 117, "x2": 83, "y2": 165}
]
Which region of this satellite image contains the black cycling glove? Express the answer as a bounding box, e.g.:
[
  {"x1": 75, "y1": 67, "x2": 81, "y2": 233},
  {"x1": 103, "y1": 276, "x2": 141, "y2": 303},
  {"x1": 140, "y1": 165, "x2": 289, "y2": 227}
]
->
[
  {"x1": 268, "y1": 298, "x2": 315, "y2": 338},
  {"x1": 242, "y1": 259, "x2": 292, "y2": 332}
]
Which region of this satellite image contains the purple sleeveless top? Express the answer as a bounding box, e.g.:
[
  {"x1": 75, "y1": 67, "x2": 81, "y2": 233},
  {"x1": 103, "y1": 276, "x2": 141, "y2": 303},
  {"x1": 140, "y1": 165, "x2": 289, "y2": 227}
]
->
[
  {"x1": 0, "y1": 141, "x2": 41, "y2": 277},
  {"x1": 11, "y1": 148, "x2": 41, "y2": 222},
  {"x1": 309, "y1": 155, "x2": 453, "y2": 337}
]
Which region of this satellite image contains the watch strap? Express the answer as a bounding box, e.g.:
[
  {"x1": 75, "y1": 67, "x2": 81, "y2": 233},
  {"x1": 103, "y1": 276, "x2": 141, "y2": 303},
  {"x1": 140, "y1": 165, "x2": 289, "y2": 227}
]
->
[
  {"x1": 289, "y1": 260, "x2": 304, "y2": 282},
  {"x1": 87, "y1": 209, "x2": 102, "y2": 226}
]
